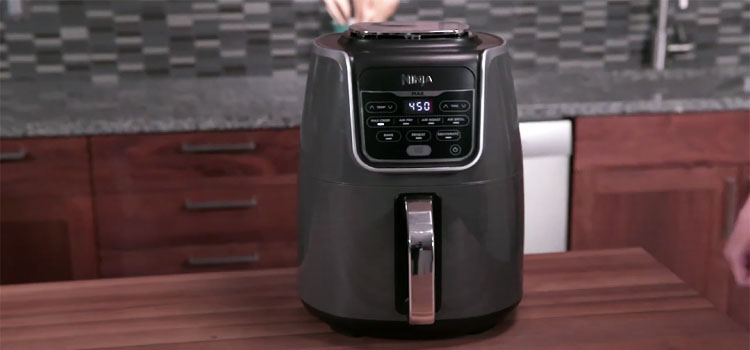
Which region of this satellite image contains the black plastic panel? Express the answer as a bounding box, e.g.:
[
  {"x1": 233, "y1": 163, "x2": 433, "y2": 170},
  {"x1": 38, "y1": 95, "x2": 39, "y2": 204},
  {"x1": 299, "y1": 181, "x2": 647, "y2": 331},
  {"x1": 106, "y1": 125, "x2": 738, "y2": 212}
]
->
[{"x1": 356, "y1": 67, "x2": 478, "y2": 166}]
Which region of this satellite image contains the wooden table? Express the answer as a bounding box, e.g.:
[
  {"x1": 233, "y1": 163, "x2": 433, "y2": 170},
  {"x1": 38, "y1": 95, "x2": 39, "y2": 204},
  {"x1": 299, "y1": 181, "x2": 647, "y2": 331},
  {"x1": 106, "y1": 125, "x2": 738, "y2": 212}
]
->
[{"x1": 1, "y1": 248, "x2": 747, "y2": 350}]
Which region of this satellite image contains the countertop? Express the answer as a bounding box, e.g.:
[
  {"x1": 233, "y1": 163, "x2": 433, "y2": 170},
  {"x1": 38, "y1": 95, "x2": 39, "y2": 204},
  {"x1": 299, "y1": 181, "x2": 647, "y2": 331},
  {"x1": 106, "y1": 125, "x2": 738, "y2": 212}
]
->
[
  {"x1": 1, "y1": 66, "x2": 748, "y2": 138},
  {"x1": 1, "y1": 248, "x2": 747, "y2": 350}
]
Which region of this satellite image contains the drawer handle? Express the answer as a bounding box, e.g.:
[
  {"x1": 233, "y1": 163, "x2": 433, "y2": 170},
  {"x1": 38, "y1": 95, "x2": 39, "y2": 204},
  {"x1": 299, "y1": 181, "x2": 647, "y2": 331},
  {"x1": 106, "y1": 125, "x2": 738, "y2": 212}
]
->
[
  {"x1": 723, "y1": 177, "x2": 738, "y2": 238},
  {"x1": 180, "y1": 142, "x2": 256, "y2": 154},
  {"x1": 186, "y1": 253, "x2": 259, "y2": 267},
  {"x1": 0, "y1": 150, "x2": 28, "y2": 162},
  {"x1": 183, "y1": 198, "x2": 258, "y2": 211}
]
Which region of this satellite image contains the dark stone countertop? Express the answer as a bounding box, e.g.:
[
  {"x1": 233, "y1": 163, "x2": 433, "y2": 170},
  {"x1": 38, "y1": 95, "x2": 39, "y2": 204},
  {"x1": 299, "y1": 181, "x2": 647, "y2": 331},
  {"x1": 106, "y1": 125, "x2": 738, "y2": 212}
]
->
[{"x1": 1, "y1": 66, "x2": 748, "y2": 138}]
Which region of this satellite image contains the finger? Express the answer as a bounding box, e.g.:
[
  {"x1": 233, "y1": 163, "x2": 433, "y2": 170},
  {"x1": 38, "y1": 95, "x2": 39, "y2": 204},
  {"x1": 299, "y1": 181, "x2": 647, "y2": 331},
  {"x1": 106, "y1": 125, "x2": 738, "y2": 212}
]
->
[
  {"x1": 739, "y1": 253, "x2": 750, "y2": 286},
  {"x1": 725, "y1": 245, "x2": 750, "y2": 286},
  {"x1": 370, "y1": 0, "x2": 399, "y2": 22},
  {"x1": 353, "y1": 0, "x2": 366, "y2": 23},
  {"x1": 337, "y1": 0, "x2": 352, "y2": 23},
  {"x1": 323, "y1": 0, "x2": 347, "y2": 25}
]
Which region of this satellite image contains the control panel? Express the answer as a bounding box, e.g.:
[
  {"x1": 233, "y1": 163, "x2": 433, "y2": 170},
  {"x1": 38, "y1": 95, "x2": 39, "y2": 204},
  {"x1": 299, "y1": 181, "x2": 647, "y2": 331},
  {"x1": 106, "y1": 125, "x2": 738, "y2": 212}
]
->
[{"x1": 358, "y1": 89, "x2": 476, "y2": 164}]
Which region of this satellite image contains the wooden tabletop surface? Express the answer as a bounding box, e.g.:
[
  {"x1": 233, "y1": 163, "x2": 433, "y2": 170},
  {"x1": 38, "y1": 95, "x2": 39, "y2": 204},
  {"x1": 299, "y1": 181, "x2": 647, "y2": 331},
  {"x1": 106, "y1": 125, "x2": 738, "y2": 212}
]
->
[{"x1": 1, "y1": 248, "x2": 747, "y2": 350}]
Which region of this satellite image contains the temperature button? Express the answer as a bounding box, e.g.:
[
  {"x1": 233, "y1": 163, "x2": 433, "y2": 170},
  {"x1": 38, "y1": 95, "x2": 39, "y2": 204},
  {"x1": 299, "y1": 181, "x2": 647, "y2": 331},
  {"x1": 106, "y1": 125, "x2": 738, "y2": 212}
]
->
[
  {"x1": 439, "y1": 100, "x2": 470, "y2": 112},
  {"x1": 367, "y1": 117, "x2": 394, "y2": 127},
  {"x1": 444, "y1": 116, "x2": 469, "y2": 126},
  {"x1": 365, "y1": 101, "x2": 397, "y2": 113}
]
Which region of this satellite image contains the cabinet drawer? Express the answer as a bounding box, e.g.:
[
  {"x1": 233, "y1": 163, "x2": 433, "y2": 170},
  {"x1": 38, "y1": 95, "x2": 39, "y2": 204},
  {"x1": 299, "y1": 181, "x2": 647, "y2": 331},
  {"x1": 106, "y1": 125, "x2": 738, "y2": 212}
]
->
[
  {"x1": 0, "y1": 196, "x2": 98, "y2": 282},
  {"x1": 91, "y1": 129, "x2": 299, "y2": 194},
  {"x1": 0, "y1": 138, "x2": 90, "y2": 197},
  {"x1": 575, "y1": 111, "x2": 749, "y2": 170},
  {"x1": 100, "y1": 241, "x2": 297, "y2": 277},
  {"x1": 96, "y1": 182, "x2": 297, "y2": 250}
]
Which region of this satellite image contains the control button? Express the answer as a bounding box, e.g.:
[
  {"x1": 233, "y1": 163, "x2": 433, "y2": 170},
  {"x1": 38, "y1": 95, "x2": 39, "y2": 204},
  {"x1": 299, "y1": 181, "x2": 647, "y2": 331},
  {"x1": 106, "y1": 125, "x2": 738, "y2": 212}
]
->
[
  {"x1": 444, "y1": 116, "x2": 469, "y2": 126},
  {"x1": 418, "y1": 117, "x2": 442, "y2": 126},
  {"x1": 376, "y1": 130, "x2": 401, "y2": 142},
  {"x1": 367, "y1": 117, "x2": 394, "y2": 127},
  {"x1": 396, "y1": 117, "x2": 416, "y2": 126},
  {"x1": 449, "y1": 144, "x2": 462, "y2": 155},
  {"x1": 366, "y1": 101, "x2": 397, "y2": 113},
  {"x1": 407, "y1": 130, "x2": 431, "y2": 142},
  {"x1": 436, "y1": 129, "x2": 461, "y2": 141},
  {"x1": 439, "y1": 100, "x2": 471, "y2": 112},
  {"x1": 406, "y1": 145, "x2": 432, "y2": 157}
]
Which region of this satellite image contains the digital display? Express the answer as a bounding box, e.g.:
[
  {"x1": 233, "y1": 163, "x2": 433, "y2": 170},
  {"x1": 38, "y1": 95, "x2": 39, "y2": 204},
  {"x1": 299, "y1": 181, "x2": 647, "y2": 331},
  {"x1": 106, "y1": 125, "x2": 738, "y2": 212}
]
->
[{"x1": 405, "y1": 100, "x2": 433, "y2": 114}]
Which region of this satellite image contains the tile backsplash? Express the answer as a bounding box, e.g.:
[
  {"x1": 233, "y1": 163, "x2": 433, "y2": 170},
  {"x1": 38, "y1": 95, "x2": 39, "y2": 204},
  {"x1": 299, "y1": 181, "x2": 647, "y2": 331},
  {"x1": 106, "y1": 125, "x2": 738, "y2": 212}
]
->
[{"x1": 0, "y1": 0, "x2": 748, "y2": 82}]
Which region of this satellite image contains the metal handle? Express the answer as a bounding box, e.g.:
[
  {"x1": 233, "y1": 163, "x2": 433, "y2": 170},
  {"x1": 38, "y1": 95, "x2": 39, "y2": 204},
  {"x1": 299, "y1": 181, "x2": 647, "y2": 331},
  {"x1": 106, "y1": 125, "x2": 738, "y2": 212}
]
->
[
  {"x1": 186, "y1": 253, "x2": 259, "y2": 267},
  {"x1": 180, "y1": 142, "x2": 256, "y2": 154},
  {"x1": 405, "y1": 196, "x2": 435, "y2": 325},
  {"x1": 667, "y1": 23, "x2": 694, "y2": 54},
  {"x1": 183, "y1": 198, "x2": 258, "y2": 211},
  {"x1": 724, "y1": 177, "x2": 738, "y2": 238},
  {"x1": 667, "y1": 42, "x2": 695, "y2": 53},
  {"x1": 0, "y1": 150, "x2": 28, "y2": 162}
]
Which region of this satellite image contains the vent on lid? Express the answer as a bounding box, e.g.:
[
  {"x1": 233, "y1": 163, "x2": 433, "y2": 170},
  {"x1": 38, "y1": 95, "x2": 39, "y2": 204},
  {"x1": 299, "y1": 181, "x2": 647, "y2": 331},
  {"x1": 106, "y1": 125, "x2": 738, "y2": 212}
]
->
[{"x1": 349, "y1": 21, "x2": 470, "y2": 40}]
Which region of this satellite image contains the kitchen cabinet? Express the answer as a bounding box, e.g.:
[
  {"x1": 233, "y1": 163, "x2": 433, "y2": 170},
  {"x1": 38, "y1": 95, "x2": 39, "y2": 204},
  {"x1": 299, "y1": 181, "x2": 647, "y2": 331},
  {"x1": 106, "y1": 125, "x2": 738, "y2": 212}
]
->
[
  {"x1": 0, "y1": 129, "x2": 301, "y2": 282},
  {"x1": 708, "y1": 166, "x2": 750, "y2": 329},
  {"x1": 0, "y1": 138, "x2": 97, "y2": 284},
  {"x1": 99, "y1": 241, "x2": 298, "y2": 277},
  {"x1": 90, "y1": 129, "x2": 300, "y2": 278},
  {"x1": 571, "y1": 111, "x2": 750, "y2": 328},
  {"x1": 90, "y1": 129, "x2": 299, "y2": 193}
]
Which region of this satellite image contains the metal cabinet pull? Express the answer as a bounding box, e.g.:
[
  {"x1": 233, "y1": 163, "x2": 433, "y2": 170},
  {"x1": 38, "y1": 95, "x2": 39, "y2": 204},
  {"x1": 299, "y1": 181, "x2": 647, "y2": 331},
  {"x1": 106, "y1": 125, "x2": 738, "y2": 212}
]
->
[
  {"x1": 180, "y1": 142, "x2": 256, "y2": 154},
  {"x1": 404, "y1": 195, "x2": 436, "y2": 325},
  {"x1": 0, "y1": 150, "x2": 28, "y2": 162},
  {"x1": 723, "y1": 177, "x2": 738, "y2": 238},
  {"x1": 183, "y1": 198, "x2": 258, "y2": 211},
  {"x1": 186, "y1": 253, "x2": 259, "y2": 267}
]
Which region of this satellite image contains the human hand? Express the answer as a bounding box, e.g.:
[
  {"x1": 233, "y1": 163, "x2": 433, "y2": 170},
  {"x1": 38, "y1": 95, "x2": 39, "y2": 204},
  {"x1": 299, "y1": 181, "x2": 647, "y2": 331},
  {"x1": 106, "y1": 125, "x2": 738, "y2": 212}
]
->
[
  {"x1": 322, "y1": 0, "x2": 352, "y2": 26},
  {"x1": 353, "y1": 0, "x2": 399, "y2": 22},
  {"x1": 724, "y1": 198, "x2": 750, "y2": 287},
  {"x1": 323, "y1": 0, "x2": 399, "y2": 26}
]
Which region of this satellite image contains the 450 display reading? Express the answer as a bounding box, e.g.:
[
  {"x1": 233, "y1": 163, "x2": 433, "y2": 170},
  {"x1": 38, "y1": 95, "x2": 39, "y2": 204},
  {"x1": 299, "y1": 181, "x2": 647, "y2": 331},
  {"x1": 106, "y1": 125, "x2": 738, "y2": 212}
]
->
[{"x1": 405, "y1": 99, "x2": 433, "y2": 114}]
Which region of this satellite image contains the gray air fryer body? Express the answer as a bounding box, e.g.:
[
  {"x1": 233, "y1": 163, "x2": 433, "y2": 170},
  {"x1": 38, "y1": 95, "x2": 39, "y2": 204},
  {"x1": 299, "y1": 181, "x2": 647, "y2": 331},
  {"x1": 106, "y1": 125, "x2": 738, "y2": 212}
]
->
[{"x1": 298, "y1": 21, "x2": 523, "y2": 337}]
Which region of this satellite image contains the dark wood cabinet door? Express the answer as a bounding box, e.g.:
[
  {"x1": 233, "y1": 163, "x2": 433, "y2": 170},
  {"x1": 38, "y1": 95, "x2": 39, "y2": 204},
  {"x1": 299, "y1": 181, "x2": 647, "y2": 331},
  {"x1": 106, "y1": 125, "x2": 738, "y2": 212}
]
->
[
  {"x1": 0, "y1": 196, "x2": 97, "y2": 284},
  {"x1": 706, "y1": 166, "x2": 750, "y2": 329},
  {"x1": 99, "y1": 241, "x2": 297, "y2": 278},
  {"x1": 574, "y1": 111, "x2": 748, "y2": 170},
  {"x1": 572, "y1": 111, "x2": 750, "y2": 329},
  {"x1": 0, "y1": 138, "x2": 91, "y2": 197},
  {"x1": 95, "y1": 183, "x2": 297, "y2": 250},
  {"x1": 571, "y1": 166, "x2": 740, "y2": 297},
  {"x1": 91, "y1": 129, "x2": 300, "y2": 194},
  {"x1": 571, "y1": 165, "x2": 750, "y2": 329}
]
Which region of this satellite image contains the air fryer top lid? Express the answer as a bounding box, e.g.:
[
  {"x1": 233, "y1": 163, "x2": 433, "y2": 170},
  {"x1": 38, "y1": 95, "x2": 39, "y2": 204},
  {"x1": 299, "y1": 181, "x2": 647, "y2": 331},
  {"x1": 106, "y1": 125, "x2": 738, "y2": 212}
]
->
[{"x1": 348, "y1": 21, "x2": 470, "y2": 40}]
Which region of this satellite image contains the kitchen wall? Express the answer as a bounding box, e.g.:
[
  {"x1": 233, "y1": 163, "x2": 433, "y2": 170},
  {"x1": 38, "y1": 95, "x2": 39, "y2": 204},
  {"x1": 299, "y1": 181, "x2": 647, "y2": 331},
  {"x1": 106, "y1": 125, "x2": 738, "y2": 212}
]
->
[{"x1": 0, "y1": 0, "x2": 748, "y2": 82}]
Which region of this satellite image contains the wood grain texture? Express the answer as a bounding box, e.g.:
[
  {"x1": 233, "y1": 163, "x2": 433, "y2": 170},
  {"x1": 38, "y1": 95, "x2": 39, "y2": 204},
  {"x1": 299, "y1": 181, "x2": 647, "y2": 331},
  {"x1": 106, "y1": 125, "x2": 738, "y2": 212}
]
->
[
  {"x1": 95, "y1": 181, "x2": 297, "y2": 250},
  {"x1": 90, "y1": 129, "x2": 300, "y2": 194},
  {"x1": 0, "y1": 196, "x2": 98, "y2": 283},
  {"x1": 574, "y1": 111, "x2": 749, "y2": 171},
  {"x1": 0, "y1": 137, "x2": 91, "y2": 197},
  {"x1": 571, "y1": 166, "x2": 737, "y2": 295},
  {"x1": 1, "y1": 248, "x2": 747, "y2": 350},
  {"x1": 707, "y1": 166, "x2": 750, "y2": 329},
  {"x1": 99, "y1": 241, "x2": 298, "y2": 278}
]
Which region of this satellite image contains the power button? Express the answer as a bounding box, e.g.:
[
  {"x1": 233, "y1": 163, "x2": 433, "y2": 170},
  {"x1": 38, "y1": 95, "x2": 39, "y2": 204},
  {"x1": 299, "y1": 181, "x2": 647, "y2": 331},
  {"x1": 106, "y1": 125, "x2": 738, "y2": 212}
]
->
[{"x1": 449, "y1": 144, "x2": 462, "y2": 156}]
